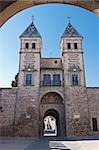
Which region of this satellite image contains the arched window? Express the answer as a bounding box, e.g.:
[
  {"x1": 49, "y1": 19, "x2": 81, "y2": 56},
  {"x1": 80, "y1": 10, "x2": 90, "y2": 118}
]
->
[
  {"x1": 67, "y1": 43, "x2": 71, "y2": 49},
  {"x1": 74, "y1": 43, "x2": 78, "y2": 49},
  {"x1": 32, "y1": 43, "x2": 36, "y2": 49},
  {"x1": 25, "y1": 42, "x2": 29, "y2": 49}
]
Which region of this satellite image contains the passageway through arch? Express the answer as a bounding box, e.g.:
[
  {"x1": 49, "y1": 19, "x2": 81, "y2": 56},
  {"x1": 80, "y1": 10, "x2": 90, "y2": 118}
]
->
[{"x1": 43, "y1": 109, "x2": 60, "y2": 136}]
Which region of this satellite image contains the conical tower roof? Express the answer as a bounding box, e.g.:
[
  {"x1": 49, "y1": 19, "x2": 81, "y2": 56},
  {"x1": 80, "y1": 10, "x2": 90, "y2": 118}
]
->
[
  {"x1": 61, "y1": 22, "x2": 82, "y2": 38},
  {"x1": 20, "y1": 21, "x2": 41, "y2": 38}
]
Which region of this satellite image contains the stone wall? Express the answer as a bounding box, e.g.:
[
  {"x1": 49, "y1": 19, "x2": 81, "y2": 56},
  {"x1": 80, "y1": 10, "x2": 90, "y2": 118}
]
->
[
  {"x1": 0, "y1": 85, "x2": 99, "y2": 137},
  {"x1": 40, "y1": 58, "x2": 62, "y2": 69},
  {"x1": 40, "y1": 104, "x2": 66, "y2": 136},
  {"x1": 65, "y1": 86, "x2": 91, "y2": 136},
  {"x1": 87, "y1": 87, "x2": 99, "y2": 135},
  {"x1": 0, "y1": 88, "x2": 17, "y2": 136},
  {"x1": 0, "y1": 86, "x2": 99, "y2": 137},
  {"x1": 14, "y1": 86, "x2": 40, "y2": 137}
]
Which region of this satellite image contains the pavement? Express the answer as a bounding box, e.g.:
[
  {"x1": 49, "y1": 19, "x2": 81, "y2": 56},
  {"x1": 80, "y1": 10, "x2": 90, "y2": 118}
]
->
[
  {"x1": 0, "y1": 138, "x2": 50, "y2": 150},
  {"x1": 0, "y1": 137, "x2": 99, "y2": 150}
]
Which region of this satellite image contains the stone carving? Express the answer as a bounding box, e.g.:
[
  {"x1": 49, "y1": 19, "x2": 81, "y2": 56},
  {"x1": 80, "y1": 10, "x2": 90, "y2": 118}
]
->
[
  {"x1": 68, "y1": 64, "x2": 81, "y2": 72},
  {"x1": 41, "y1": 92, "x2": 63, "y2": 104},
  {"x1": 22, "y1": 64, "x2": 37, "y2": 72}
]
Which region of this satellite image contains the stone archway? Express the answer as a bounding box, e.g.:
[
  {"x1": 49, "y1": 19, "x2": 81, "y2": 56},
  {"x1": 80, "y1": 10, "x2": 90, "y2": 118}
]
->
[
  {"x1": 0, "y1": 0, "x2": 99, "y2": 27},
  {"x1": 43, "y1": 109, "x2": 60, "y2": 136},
  {"x1": 40, "y1": 92, "x2": 66, "y2": 137},
  {"x1": 41, "y1": 92, "x2": 63, "y2": 104}
]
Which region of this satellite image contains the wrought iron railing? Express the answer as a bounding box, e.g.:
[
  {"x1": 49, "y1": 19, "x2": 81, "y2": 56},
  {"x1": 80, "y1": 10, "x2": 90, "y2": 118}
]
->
[{"x1": 41, "y1": 80, "x2": 62, "y2": 86}]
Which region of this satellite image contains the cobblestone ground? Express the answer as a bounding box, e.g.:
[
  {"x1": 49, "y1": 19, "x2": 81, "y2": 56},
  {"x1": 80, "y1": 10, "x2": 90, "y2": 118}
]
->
[{"x1": 0, "y1": 137, "x2": 99, "y2": 150}]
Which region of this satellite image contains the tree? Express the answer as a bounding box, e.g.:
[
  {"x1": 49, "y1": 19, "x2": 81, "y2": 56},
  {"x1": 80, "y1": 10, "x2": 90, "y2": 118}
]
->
[{"x1": 11, "y1": 73, "x2": 19, "y2": 87}]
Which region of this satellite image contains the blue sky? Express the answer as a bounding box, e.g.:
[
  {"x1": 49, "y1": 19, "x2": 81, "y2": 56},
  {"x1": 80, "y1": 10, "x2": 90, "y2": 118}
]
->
[{"x1": 0, "y1": 4, "x2": 99, "y2": 87}]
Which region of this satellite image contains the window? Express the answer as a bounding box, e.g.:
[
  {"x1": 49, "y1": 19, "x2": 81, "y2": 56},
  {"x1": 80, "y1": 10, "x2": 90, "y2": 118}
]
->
[
  {"x1": 72, "y1": 74, "x2": 79, "y2": 86},
  {"x1": 92, "y1": 118, "x2": 98, "y2": 131},
  {"x1": 74, "y1": 43, "x2": 78, "y2": 49},
  {"x1": 32, "y1": 43, "x2": 36, "y2": 49},
  {"x1": 67, "y1": 43, "x2": 71, "y2": 49},
  {"x1": 43, "y1": 74, "x2": 51, "y2": 86},
  {"x1": 53, "y1": 74, "x2": 61, "y2": 86},
  {"x1": 54, "y1": 60, "x2": 57, "y2": 64},
  {"x1": 25, "y1": 74, "x2": 32, "y2": 86},
  {"x1": 0, "y1": 106, "x2": 3, "y2": 112},
  {"x1": 25, "y1": 43, "x2": 29, "y2": 49}
]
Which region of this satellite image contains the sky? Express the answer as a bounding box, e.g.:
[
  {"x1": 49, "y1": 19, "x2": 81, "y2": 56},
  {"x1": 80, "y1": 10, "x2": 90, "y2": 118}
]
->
[{"x1": 0, "y1": 4, "x2": 99, "y2": 87}]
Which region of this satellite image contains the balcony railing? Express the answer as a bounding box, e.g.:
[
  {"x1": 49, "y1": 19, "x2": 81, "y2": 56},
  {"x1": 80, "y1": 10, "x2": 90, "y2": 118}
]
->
[{"x1": 41, "y1": 80, "x2": 62, "y2": 86}]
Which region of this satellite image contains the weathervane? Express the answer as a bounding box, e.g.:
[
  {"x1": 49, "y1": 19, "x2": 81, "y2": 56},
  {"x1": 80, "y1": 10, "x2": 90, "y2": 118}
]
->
[
  {"x1": 67, "y1": 16, "x2": 71, "y2": 23},
  {"x1": 32, "y1": 15, "x2": 35, "y2": 23}
]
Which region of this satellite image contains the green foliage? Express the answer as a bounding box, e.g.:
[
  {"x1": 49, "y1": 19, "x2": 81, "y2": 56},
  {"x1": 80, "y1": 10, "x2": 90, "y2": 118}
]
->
[{"x1": 11, "y1": 73, "x2": 19, "y2": 87}]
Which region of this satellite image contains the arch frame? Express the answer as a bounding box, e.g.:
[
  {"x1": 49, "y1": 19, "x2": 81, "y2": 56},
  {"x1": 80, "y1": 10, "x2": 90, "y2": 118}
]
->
[
  {"x1": 39, "y1": 92, "x2": 66, "y2": 137},
  {"x1": 40, "y1": 90, "x2": 64, "y2": 103},
  {"x1": 0, "y1": 0, "x2": 99, "y2": 27}
]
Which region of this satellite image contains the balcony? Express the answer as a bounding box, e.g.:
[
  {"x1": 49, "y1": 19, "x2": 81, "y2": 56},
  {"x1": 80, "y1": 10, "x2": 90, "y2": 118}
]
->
[{"x1": 41, "y1": 80, "x2": 62, "y2": 86}]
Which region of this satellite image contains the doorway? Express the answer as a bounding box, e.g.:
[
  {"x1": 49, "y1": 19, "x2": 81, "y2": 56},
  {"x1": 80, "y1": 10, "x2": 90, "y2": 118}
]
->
[{"x1": 43, "y1": 109, "x2": 60, "y2": 136}]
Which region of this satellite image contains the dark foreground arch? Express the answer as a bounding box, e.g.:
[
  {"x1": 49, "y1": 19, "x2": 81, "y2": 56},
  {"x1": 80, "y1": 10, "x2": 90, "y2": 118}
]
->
[{"x1": 0, "y1": 0, "x2": 99, "y2": 27}]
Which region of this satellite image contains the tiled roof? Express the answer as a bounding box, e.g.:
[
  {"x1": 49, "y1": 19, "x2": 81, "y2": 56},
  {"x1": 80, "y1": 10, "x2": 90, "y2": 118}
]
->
[
  {"x1": 40, "y1": 58, "x2": 62, "y2": 69},
  {"x1": 20, "y1": 22, "x2": 41, "y2": 38},
  {"x1": 61, "y1": 22, "x2": 82, "y2": 38}
]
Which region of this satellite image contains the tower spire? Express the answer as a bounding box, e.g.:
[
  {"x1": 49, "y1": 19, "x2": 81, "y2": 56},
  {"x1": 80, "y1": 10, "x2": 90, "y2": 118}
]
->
[
  {"x1": 20, "y1": 16, "x2": 41, "y2": 38},
  {"x1": 67, "y1": 16, "x2": 71, "y2": 23},
  {"x1": 32, "y1": 15, "x2": 35, "y2": 23},
  {"x1": 61, "y1": 19, "x2": 82, "y2": 38}
]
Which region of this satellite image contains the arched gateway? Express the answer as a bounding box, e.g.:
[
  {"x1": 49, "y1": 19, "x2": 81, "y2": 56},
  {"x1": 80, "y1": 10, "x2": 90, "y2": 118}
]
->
[
  {"x1": 0, "y1": 18, "x2": 99, "y2": 137},
  {"x1": 40, "y1": 92, "x2": 66, "y2": 137},
  {"x1": 43, "y1": 110, "x2": 59, "y2": 136}
]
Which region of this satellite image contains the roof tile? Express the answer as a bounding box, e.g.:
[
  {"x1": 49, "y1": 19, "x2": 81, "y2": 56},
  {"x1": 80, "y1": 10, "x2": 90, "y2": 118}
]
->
[
  {"x1": 20, "y1": 22, "x2": 41, "y2": 38},
  {"x1": 61, "y1": 22, "x2": 82, "y2": 38}
]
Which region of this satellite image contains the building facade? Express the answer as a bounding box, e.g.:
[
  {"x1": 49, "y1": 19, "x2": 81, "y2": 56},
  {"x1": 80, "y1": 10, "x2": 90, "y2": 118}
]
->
[{"x1": 0, "y1": 21, "x2": 99, "y2": 137}]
